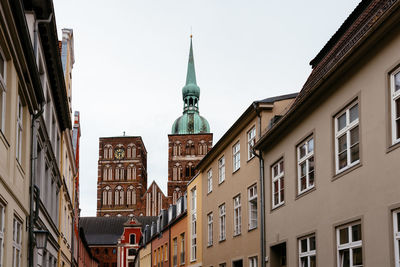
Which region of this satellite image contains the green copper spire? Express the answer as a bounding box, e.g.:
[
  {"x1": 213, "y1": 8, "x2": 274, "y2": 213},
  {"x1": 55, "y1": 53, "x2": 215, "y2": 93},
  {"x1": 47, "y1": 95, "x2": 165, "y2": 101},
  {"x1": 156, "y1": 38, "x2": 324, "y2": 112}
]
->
[{"x1": 171, "y1": 36, "x2": 210, "y2": 135}]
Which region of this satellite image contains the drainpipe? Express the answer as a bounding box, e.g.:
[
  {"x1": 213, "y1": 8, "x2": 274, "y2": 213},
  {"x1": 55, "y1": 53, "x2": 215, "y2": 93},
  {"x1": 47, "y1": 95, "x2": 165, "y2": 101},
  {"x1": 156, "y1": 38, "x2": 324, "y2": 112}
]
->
[
  {"x1": 252, "y1": 102, "x2": 266, "y2": 267},
  {"x1": 29, "y1": 13, "x2": 53, "y2": 267},
  {"x1": 33, "y1": 13, "x2": 53, "y2": 60},
  {"x1": 29, "y1": 107, "x2": 44, "y2": 267}
]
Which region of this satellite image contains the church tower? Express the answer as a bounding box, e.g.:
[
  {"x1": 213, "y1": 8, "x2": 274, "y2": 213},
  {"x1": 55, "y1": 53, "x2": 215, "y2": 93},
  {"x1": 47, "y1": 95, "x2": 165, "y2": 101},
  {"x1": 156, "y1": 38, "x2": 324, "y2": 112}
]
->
[{"x1": 168, "y1": 36, "x2": 213, "y2": 204}]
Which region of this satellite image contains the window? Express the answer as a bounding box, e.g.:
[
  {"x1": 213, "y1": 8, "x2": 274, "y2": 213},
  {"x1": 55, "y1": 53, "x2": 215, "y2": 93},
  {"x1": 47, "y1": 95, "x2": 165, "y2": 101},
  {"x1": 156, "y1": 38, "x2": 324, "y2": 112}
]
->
[
  {"x1": 12, "y1": 217, "x2": 22, "y2": 267},
  {"x1": 129, "y1": 234, "x2": 136, "y2": 245},
  {"x1": 207, "y1": 169, "x2": 212, "y2": 193},
  {"x1": 233, "y1": 142, "x2": 240, "y2": 172},
  {"x1": 0, "y1": 203, "x2": 4, "y2": 266},
  {"x1": 114, "y1": 186, "x2": 124, "y2": 205},
  {"x1": 16, "y1": 96, "x2": 23, "y2": 163},
  {"x1": 207, "y1": 213, "x2": 213, "y2": 246},
  {"x1": 335, "y1": 102, "x2": 360, "y2": 173},
  {"x1": 0, "y1": 49, "x2": 6, "y2": 132},
  {"x1": 233, "y1": 195, "x2": 241, "y2": 236},
  {"x1": 248, "y1": 126, "x2": 256, "y2": 160},
  {"x1": 297, "y1": 136, "x2": 315, "y2": 194},
  {"x1": 190, "y1": 188, "x2": 197, "y2": 261},
  {"x1": 336, "y1": 223, "x2": 362, "y2": 267},
  {"x1": 249, "y1": 256, "x2": 258, "y2": 267},
  {"x1": 219, "y1": 204, "x2": 226, "y2": 241},
  {"x1": 299, "y1": 235, "x2": 316, "y2": 267},
  {"x1": 219, "y1": 264, "x2": 226, "y2": 267},
  {"x1": 180, "y1": 233, "x2": 185, "y2": 264},
  {"x1": 218, "y1": 156, "x2": 225, "y2": 184},
  {"x1": 248, "y1": 184, "x2": 257, "y2": 230},
  {"x1": 272, "y1": 159, "x2": 284, "y2": 209},
  {"x1": 102, "y1": 186, "x2": 112, "y2": 205},
  {"x1": 173, "y1": 238, "x2": 178, "y2": 267},
  {"x1": 393, "y1": 210, "x2": 400, "y2": 267},
  {"x1": 127, "y1": 186, "x2": 136, "y2": 205},
  {"x1": 391, "y1": 69, "x2": 400, "y2": 144}
]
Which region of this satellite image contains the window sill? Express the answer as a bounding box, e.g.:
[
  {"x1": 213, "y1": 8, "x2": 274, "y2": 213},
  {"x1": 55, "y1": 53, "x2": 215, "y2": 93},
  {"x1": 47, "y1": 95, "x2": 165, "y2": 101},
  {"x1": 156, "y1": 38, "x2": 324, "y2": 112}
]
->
[
  {"x1": 207, "y1": 243, "x2": 213, "y2": 248},
  {"x1": 332, "y1": 162, "x2": 362, "y2": 181},
  {"x1": 296, "y1": 186, "x2": 316, "y2": 200},
  {"x1": 248, "y1": 226, "x2": 257, "y2": 232},
  {"x1": 16, "y1": 159, "x2": 25, "y2": 176},
  {"x1": 387, "y1": 140, "x2": 400, "y2": 153},
  {"x1": 247, "y1": 156, "x2": 255, "y2": 163},
  {"x1": 0, "y1": 129, "x2": 9, "y2": 148},
  {"x1": 218, "y1": 180, "x2": 225, "y2": 186},
  {"x1": 271, "y1": 202, "x2": 285, "y2": 212},
  {"x1": 207, "y1": 190, "x2": 212, "y2": 196},
  {"x1": 219, "y1": 238, "x2": 226, "y2": 243},
  {"x1": 233, "y1": 233, "x2": 241, "y2": 238},
  {"x1": 232, "y1": 168, "x2": 240, "y2": 174}
]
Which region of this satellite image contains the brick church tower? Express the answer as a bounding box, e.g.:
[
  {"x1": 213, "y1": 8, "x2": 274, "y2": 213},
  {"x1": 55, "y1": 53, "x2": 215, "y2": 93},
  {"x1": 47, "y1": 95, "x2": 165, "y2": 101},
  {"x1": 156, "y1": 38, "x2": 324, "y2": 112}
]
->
[
  {"x1": 168, "y1": 36, "x2": 213, "y2": 204},
  {"x1": 96, "y1": 136, "x2": 148, "y2": 216}
]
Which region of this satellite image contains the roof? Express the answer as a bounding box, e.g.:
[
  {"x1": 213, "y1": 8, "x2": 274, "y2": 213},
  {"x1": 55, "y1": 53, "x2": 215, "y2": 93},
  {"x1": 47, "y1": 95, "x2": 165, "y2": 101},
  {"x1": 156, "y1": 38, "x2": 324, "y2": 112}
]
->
[
  {"x1": 196, "y1": 93, "x2": 298, "y2": 170},
  {"x1": 80, "y1": 216, "x2": 157, "y2": 246},
  {"x1": 256, "y1": 0, "x2": 400, "y2": 150},
  {"x1": 257, "y1": 93, "x2": 300, "y2": 104}
]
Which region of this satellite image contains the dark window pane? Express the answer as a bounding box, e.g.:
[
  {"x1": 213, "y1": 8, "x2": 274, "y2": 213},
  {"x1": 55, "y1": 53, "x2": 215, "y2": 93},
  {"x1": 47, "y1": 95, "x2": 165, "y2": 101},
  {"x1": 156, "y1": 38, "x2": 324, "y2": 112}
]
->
[
  {"x1": 301, "y1": 238, "x2": 307, "y2": 252},
  {"x1": 353, "y1": 247, "x2": 363, "y2": 265},
  {"x1": 340, "y1": 228, "x2": 349, "y2": 244},
  {"x1": 338, "y1": 113, "x2": 346, "y2": 131},
  {"x1": 0, "y1": 53, "x2": 4, "y2": 78},
  {"x1": 273, "y1": 166, "x2": 278, "y2": 177},
  {"x1": 397, "y1": 119, "x2": 400, "y2": 139},
  {"x1": 308, "y1": 138, "x2": 314, "y2": 153},
  {"x1": 274, "y1": 192, "x2": 279, "y2": 205},
  {"x1": 300, "y1": 144, "x2": 306, "y2": 158},
  {"x1": 338, "y1": 135, "x2": 347, "y2": 153},
  {"x1": 395, "y1": 72, "x2": 400, "y2": 92},
  {"x1": 309, "y1": 236, "x2": 316, "y2": 250},
  {"x1": 396, "y1": 98, "x2": 400, "y2": 118},
  {"x1": 300, "y1": 162, "x2": 306, "y2": 177},
  {"x1": 309, "y1": 157, "x2": 314, "y2": 172},
  {"x1": 310, "y1": 255, "x2": 316, "y2": 267},
  {"x1": 300, "y1": 257, "x2": 308, "y2": 267},
  {"x1": 350, "y1": 104, "x2": 359, "y2": 123},
  {"x1": 309, "y1": 170, "x2": 315, "y2": 186},
  {"x1": 350, "y1": 126, "x2": 359, "y2": 145},
  {"x1": 350, "y1": 144, "x2": 359, "y2": 163},
  {"x1": 352, "y1": 224, "x2": 362, "y2": 241},
  {"x1": 339, "y1": 249, "x2": 350, "y2": 267},
  {"x1": 397, "y1": 213, "x2": 400, "y2": 232},
  {"x1": 280, "y1": 188, "x2": 284, "y2": 202},
  {"x1": 301, "y1": 177, "x2": 306, "y2": 191},
  {"x1": 280, "y1": 161, "x2": 284, "y2": 172},
  {"x1": 339, "y1": 151, "x2": 347, "y2": 169}
]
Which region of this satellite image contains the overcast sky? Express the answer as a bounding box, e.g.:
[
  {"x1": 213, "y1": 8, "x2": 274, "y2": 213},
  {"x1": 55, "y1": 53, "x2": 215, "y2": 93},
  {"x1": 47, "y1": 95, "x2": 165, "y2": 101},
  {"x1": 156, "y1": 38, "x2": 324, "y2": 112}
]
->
[{"x1": 53, "y1": 0, "x2": 361, "y2": 216}]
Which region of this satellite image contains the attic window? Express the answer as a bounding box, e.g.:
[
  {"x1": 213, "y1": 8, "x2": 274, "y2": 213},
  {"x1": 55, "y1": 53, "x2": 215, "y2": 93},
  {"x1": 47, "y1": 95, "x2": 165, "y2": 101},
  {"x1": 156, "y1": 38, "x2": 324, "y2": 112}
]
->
[{"x1": 130, "y1": 234, "x2": 136, "y2": 245}]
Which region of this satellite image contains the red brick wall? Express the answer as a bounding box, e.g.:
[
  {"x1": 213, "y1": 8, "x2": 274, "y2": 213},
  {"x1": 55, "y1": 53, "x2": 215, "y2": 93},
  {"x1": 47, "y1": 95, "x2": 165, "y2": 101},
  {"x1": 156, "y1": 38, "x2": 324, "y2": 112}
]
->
[
  {"x1": 167, "y1": 133, "x2": 212, "y2": 203},
  {"x1": 90, "y1": 246, "x2": 117, "y2": 267},
  {"x1": 97, "y1": 136, "x2": 147, "y2": 217}
]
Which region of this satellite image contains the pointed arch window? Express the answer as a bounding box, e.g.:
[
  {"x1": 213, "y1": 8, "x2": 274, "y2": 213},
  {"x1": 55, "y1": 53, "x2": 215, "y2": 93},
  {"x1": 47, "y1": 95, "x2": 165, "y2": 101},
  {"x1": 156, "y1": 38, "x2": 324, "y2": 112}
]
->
[
  {"x1": 103, "y1": 165, "x2": 111, "y2": 181},
  {"x1": 173, "y1": 164, "x2": 182, "y2": 180},
  {"x1": 173, "y1": 187, "x2": 181, "y2": 204},
  {"x1": 104, "y1": 145, "x2": 112, "y2": 159},
  {"x1": 127, "y1": 144, "x2": 136, "y2": 158},
  {"x1": 127, "y1": 186, "x2": 136, "y2": 205},
  {"x1": 115, "y1": 165, "x2": 125, "y2": 181},
  {"x1": 127, "y1": 164, "x2": 136, "y2": 180},
  {"x1": 102, "y1": 186, "x2": 112, "y2": 206},
  {"x1": 115, "y1": 186, "x2": 124, "y2": 206}
]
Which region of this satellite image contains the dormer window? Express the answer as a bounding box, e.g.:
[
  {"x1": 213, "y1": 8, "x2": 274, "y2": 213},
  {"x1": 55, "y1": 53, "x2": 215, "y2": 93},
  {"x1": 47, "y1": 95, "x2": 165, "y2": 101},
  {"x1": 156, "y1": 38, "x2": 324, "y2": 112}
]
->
[{"x1": 129, "y1": 234, "x2": 136, "y2": 245}]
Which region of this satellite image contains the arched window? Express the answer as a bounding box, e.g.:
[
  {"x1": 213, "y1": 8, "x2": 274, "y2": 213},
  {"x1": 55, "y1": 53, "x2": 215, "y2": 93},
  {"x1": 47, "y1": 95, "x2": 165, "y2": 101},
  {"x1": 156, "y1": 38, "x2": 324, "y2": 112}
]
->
[
  {"x1": 108, "y1": 167, "x2": 113, "y2": 180},
  {"x1": 108, "y1": 146, "x2": 113, "y2": 159},
  {"x1": 102, "y1": 186, "x2": 112, "y2": 205},
  {"x1": 185, "y1": 166, "x2": 190, "y2": 177},
  {"x1": 104, "y1": 145, "x2": 112, "y2": 159},
  {"x1": 127, "y1": 144, "x2": 136, "y2": 158},
  {"x1": 115, "y1": 186, "x2": 124, "y2": 205},
  {"x1": 173, "y1": 164, "x2": 178, "y2": 181},
  {"x1": 127, "y1": 186, "x2": 136, "y2": 205},
  {"x1": 173, "y1": 143, "x2": 177, "y2": 156},
  {"x1": 127, "y1": 165, "x2": 136, "y2": 180},
  {"x1": 115, "y1": 165, "x2": 124, "y2": 181},
  {"x1": 173, "y1": 187, "x2": 181, "y2": 204},
  {"x1": 103, "y1": 167, "x2": 108, "y2": 181},
  {"x1": 198, "y1": 144, "x2": 203, "y2": 155}
]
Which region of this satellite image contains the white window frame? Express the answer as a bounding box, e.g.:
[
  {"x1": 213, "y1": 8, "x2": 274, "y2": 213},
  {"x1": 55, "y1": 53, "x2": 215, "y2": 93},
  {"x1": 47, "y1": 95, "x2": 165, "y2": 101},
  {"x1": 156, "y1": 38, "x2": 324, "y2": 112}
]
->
[
  {"x1": 336, "y1": 222, "x2": 362, "y2": 267},
  {"x1": 0, "y1": 48, "x2": 6, "y2": 132},
  {"x1": 297, "y1": 136, "x2": 315, "y2": 195},
  {"x1": 190, "y1": 188, "x2": 197, "y2": 262},
  {"x1": 271, "y1": 159, "x2": 284, "y2": 209},
  {"x1": 248, "y1": 126, "x2": 256, "y2": 160},
  {"x1": 218, "y1": 156, "x2": 225, "y2": 184},
  {"x1": 299, "y1": 235, "x2": 316, "y2": 267},
  {"x1": 12, "y1": 217, "x2": 22, "y2": 267},
  {"x1": 393, "y1": 209, "x2": 400, "y2": 267},
  {"x1": 233, "y1": 142, "x2": 240, "y2": 172},
  {"x1": 207, "y1": 169, "x2": 212, "y2": 193},
  {"x1": 0, "y1": 203, "x2": 4, "y2": 267},
  {"x1": 249, "y1": 256, "x2": 258, "y2": 267},
  {"x1": 219, "y1": 204, "x2": 226, "y2": 241},
  {"x1": 391, "y1": 68, "x2": 400, "y2": 145},
  {"x1": 248, "y1": 184, "x2": 257, "y2": 230},
  {"x1": 207, "y1": 212, "x2": 213, "y2": 246},
  {"x1": 16, "y1": 96, "x2": 23, "y2": 163},
  {"x1": 233, "y1": 195, "x2": 241, "y2": 236},
  {"x1": 335, "y1": 102, "x2": 360, "y2": 174}
]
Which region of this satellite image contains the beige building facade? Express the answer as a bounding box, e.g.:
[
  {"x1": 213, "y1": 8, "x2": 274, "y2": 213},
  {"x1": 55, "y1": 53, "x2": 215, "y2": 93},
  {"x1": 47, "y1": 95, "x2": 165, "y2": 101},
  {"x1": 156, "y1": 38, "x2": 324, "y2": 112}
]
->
[
  {"x1": 255, "y1": 1, "x2": 400, "y2": 266},
  {"x1": 197, "y1": 95, "x2": 296, "y2": 267}
]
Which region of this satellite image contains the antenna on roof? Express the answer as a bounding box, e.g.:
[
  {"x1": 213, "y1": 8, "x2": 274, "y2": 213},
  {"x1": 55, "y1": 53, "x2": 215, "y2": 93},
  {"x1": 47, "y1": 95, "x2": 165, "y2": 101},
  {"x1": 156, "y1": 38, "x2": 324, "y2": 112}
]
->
[
  {"x1": 123, "y1": 131, "x2": 125, "y2": 136},
  {"x1": 190, "y1": 26, "x2": 192, "y2": 38}
]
